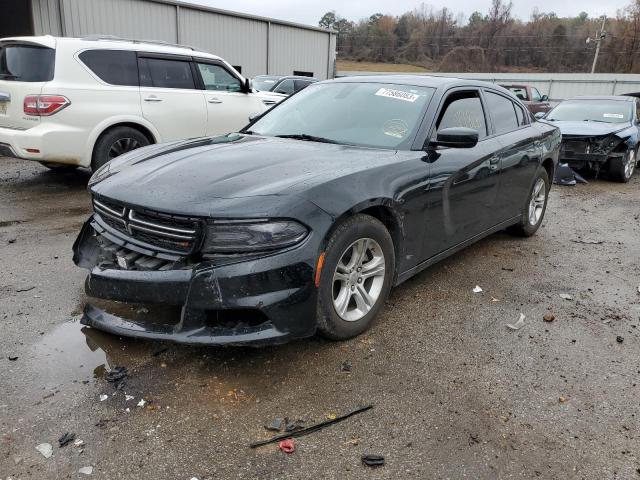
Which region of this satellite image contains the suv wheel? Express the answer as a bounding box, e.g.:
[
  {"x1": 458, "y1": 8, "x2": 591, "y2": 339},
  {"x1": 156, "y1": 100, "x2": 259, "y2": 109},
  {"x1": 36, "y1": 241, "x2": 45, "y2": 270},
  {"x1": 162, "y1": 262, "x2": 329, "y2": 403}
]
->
[
  {"x1": 509, "y1": 168, "x2": 550, "y2": 237},
  {"x1": 316, "y1": 214, "x2": 395, "y2": 340},
  {"x1": 609, "y1": 147, "x2": 636, "y2": 183},
  {"x1": 92, "y1": 127, "x2": 150, "y2": 172}
]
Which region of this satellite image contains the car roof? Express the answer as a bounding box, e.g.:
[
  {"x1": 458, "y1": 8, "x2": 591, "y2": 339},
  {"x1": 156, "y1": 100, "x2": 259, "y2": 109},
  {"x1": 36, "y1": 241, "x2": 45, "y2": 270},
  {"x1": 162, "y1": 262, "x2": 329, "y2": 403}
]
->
[
  {"x1": 499, "y1": 84, "x2": 528, "y2": 88},
  {"x1": 328, "y1": 74, "x2": 506, "y2": 90},
  {"x1": 566, "y1": 95, "x2": 635, "y2": 102}
]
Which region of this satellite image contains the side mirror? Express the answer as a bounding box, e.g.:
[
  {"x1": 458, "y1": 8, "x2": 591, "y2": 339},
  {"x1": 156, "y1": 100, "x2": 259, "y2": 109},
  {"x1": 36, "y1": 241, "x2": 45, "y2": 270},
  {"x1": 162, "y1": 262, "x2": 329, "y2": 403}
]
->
[
  {"x1": 431, "y1": 127, "x2": 479, "y2": 149},
  {"x1": 534, "y1": 111, "x2": 546, "y2": 119},
  {"x1": 248, "y1": 112, "x2": 262, "y2": 122},
  {"x1": 541, "y1": 95, "x2": 549, "y2": 102},
  {"x1": 242, "y1": 78, "x2": 252, "y2": 94}
]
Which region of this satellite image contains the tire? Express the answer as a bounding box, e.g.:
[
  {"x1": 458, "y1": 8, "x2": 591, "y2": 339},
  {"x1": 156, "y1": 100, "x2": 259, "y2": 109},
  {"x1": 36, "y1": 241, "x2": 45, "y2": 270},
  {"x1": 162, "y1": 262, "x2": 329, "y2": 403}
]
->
[
  {"x1": 608, "y1": 147, "x2": 636, "y2": 183},
  {"x1": 91, "y1": 126, "x2": 150, "y2": 172},
  {"x1": 509, "y1": 168, "x2": 550, "y2": 237},
  {"x1": 316, "y1": 214, "x2": 395, "y2": 340},
  {"x1": 39, "y1": 162, "x2": 78, "y2": 172}
]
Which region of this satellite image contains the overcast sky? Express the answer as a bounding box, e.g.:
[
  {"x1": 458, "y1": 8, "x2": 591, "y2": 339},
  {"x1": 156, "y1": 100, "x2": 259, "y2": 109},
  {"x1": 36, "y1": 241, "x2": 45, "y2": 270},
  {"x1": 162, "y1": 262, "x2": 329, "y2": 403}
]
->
[{"x1": 194, "y1": 0, "x2": 629, "y2": 27}]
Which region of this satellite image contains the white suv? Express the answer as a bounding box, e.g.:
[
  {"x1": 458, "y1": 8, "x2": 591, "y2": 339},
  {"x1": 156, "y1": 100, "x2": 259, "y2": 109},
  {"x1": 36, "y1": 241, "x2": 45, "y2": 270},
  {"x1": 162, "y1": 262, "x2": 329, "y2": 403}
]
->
[{"x1": 0, "y1": 36, "x2": 270, "y2": 171}]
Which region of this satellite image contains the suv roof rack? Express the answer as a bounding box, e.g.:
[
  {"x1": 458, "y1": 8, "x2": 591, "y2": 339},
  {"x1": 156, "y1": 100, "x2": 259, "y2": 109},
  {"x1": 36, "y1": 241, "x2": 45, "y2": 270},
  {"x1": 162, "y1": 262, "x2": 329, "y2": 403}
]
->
[{"x1": 81, "y1": 35, "x2": 203, "y2": 53}]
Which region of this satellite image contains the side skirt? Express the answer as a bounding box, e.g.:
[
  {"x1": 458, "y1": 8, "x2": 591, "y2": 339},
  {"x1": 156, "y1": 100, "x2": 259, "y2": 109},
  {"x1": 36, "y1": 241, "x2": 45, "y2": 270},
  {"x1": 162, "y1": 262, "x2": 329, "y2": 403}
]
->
[{"x1": 394, "y1": 215, "x2": 522, "y2": 285}]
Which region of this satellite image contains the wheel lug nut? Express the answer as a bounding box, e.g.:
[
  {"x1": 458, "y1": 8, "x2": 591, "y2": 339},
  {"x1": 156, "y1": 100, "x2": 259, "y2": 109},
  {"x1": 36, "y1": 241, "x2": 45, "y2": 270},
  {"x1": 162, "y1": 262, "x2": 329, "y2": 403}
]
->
[{"x1": 358, "y1": 278, "x2": 362, "y2": 283}]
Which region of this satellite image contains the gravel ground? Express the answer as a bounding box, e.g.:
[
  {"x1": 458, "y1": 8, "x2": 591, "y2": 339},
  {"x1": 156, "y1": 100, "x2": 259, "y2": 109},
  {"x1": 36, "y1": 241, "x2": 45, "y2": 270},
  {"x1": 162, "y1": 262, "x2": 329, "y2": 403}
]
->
[{"x1": 1, "y1": 157, "x2": 639, "y2": 479}]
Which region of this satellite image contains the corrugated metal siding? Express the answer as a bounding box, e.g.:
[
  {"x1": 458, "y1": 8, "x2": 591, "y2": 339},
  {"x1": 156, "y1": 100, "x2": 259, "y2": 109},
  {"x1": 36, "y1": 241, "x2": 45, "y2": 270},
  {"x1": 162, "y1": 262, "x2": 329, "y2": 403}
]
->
[
  {"x1": 32, "y1": 0, "x2": 63, "y2": 36},
  {"x1": 269, "y1": 24, "x2": 331, "y2": 79},
  {"x1": 60, "y1": 0, "x2": 177, "y2": 42},
  {"x1": 178, "y1": 8, "x2": 267, "y2": 77}
]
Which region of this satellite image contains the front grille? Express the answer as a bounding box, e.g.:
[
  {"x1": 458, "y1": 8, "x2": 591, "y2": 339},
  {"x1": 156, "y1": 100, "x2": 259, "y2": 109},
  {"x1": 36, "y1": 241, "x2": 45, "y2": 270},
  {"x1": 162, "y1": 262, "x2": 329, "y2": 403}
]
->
[{"x1": 92, "y1": 196, "x2": 201, "y2": 254}]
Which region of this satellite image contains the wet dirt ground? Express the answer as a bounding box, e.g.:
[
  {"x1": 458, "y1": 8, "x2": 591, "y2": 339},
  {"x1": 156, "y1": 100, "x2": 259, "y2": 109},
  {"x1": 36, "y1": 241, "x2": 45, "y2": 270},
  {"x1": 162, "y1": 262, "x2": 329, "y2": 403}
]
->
[{"x1": 1, "y1": 157, "x2": 639, "y2": 479}]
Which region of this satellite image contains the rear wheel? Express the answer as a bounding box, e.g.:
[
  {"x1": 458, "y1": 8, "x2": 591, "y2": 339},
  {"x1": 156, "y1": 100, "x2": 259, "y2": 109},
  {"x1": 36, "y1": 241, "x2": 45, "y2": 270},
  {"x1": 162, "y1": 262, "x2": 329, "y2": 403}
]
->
[
  {"x1": 91, "y1": 126, "x2": 150, "y2": 172},
  {"x1": 316, "y1": 214, "x2": 395, "y2": 340},
  {"x1": 39, "y1": 162, "x2": 78, "y2": 172},
  {"x1": 509, "y1": 168, "x2": 549, "y2": 237},
  {"x1": 609, "y1": 147, "x2": 636, "y2": 183}
]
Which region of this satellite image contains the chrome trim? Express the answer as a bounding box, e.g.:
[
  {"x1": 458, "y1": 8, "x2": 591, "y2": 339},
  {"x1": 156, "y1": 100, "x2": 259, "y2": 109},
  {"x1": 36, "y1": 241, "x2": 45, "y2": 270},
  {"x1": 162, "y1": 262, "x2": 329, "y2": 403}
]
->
[
  {"x1": 94, "y1": 199, "x2": 125, "y2": 217},
  {"x1": 129, "y1": 223, "x2": 194, "y2": 240},
  {"x1": 128, "y1": 210, "x2": 196, "y2": 234},
  {"x1": 94, "y1": 207, "x2": 127, "y2": 227}
]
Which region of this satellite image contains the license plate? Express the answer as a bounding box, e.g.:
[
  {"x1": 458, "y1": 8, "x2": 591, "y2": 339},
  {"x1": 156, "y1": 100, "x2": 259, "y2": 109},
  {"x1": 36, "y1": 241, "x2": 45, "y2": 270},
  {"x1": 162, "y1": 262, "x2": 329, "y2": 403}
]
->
[{"x1": 0, "y1": 102, "x2": 6, "y2": 115}]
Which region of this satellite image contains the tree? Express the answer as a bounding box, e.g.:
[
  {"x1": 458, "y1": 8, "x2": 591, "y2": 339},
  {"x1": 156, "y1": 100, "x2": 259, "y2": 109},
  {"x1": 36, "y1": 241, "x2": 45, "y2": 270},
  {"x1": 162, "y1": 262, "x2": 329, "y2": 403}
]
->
[{"x1": 319, "y1": 11, "x2": 337, "y2": 29}]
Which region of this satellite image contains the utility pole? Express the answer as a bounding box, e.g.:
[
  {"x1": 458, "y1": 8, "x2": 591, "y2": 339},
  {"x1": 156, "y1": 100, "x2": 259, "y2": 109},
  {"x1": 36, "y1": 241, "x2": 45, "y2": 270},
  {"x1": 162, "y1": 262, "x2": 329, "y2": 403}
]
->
[{"x1": 589, "y1": 16, "x2": 607, "y2": 74}]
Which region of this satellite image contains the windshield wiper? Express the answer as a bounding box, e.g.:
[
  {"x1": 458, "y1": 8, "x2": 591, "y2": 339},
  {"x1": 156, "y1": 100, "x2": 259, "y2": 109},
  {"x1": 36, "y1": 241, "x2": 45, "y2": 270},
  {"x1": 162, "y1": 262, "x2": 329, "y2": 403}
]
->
[
  {"x1": 275, "y1": 134, "x2": 339, "y2": 144},
  {"x1": 584, "y1": 119, "x2": 610, "y2": 123}
]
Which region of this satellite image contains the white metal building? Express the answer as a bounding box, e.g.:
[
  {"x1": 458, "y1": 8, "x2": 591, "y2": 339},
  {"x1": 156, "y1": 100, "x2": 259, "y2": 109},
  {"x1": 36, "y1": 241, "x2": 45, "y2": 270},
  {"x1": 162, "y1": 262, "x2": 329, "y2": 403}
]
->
[{"x1": 1, "y1": 0, "x2": 337, "y2": 79}]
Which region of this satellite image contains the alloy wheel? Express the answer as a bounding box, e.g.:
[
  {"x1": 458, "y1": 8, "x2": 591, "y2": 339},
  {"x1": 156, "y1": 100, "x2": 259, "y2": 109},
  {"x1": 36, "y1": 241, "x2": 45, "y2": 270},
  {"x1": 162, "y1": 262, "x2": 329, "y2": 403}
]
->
[
  {"x1": 332, "y1": 238, "x2": 386, "y2": 322},
  {"x1": 108, "y1": 137, "x2": 142, "y2": 160},
  {"x1": 625, "y1": 149, "x2": 636, "y2": 179},
  {"x1": 528, "y1": 178, "x2": 546, "y2": 226}
]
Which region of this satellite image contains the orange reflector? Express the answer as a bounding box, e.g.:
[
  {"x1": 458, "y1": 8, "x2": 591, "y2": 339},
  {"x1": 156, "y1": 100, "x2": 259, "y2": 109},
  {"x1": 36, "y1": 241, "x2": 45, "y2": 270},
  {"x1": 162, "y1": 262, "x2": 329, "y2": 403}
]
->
[
  {"x1": 314, "y1": 252, "x2": 326, "y2": 288},
  {"x1": 25, "y1": 148, "x2": 40, "y2": 153}
]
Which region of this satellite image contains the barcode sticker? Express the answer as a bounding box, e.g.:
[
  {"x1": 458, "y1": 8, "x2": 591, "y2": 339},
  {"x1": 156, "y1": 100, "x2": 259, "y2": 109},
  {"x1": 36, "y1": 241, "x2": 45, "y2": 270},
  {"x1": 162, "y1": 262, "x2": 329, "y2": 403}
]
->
[{"x1": 375, "y1": 88, "x2": 419, "y2": 103}]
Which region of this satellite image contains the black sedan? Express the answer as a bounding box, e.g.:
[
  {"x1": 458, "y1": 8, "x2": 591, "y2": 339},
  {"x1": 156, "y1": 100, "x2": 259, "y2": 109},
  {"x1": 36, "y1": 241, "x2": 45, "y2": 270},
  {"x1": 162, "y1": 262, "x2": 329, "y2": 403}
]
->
[
  {"x1": 73, "y1": 76, "x2": 560, "y2": 346},
  {"x1": 541, "y1": 96, "x2": 640, "y2": 182}
]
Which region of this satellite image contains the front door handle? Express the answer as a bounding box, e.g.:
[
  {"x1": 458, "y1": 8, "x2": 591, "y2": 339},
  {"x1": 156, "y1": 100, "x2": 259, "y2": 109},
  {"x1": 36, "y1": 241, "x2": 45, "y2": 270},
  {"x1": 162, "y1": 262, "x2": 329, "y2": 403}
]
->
[
  {"x1": 208, "y1": 98, "x2": 223, "y2": 104},
  {"x1": 489, "y1": 156, "x2": 500, "y2": 171},
  {"x1": 144, "y1": 96, "x2": 162, "y2": 102}
]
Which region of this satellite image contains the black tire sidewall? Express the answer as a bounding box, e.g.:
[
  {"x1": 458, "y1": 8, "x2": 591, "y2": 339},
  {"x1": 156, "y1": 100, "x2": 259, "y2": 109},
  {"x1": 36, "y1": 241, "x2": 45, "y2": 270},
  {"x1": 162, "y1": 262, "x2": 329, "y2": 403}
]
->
[
  {"x1": 520, "y1": 168, "x2": 550, "y2": 236},
  {"x1": 91, "y1": 127, "x2": 149, "y2": 172},
  {"x1": 316, "y1": 214, "x2": 395, "y2": 340}
]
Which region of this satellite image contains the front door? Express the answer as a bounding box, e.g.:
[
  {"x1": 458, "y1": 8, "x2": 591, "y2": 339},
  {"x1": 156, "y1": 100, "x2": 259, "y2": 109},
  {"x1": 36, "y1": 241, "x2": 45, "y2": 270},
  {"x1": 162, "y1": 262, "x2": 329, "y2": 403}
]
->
[
  {"x1": 138, "y1": 55, "x2": 207, "y2": 142},
  {"x1": 422, "y1": 89, "x2": 501, "y2": 258}
]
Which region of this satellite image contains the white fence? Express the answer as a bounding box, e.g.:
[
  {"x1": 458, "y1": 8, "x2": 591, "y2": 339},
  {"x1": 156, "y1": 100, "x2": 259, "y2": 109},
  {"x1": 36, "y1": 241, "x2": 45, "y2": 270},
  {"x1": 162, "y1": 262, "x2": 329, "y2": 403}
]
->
[{"x1": 337, "y1": 71, "x2": 640, "y2": 101}]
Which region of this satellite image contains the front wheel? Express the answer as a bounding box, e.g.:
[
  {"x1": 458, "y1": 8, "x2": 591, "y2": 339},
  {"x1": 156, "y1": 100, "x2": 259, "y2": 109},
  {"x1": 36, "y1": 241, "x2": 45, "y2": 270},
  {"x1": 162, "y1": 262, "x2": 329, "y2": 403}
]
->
[
  {"x1": 509, "y1": 168, "x2": 550, "y2": 237},
  {"x1": 316, "y1": 214, "x2": 395, "y2": 340},
  {"x1": 609, "y1": 148, "x2": 636, "y2": 183}
]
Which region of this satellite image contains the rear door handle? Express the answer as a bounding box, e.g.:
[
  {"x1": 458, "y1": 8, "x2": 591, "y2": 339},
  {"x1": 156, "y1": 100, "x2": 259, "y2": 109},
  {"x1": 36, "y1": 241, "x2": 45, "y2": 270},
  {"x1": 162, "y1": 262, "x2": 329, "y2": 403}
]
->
[
  {"x1": 489, "y1": 156, "x2": 500, "y2": 170},
  {"x1": 144, "y1": 96, "x2": 162, "y2": 102},
  {"x1": 208, "y1": 98, "x2": 223, "y2": 104}
]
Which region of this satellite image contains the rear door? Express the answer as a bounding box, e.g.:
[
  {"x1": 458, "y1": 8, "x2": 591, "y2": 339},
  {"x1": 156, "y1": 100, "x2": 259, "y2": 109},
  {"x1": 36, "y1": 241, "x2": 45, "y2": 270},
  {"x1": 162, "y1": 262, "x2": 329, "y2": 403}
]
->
[
  {"x1": 0, "y1": 41, "x2": 55, "y2": 130},
  {"x1": 194, "y1": 61, "x2": 265, "y2": 136},
  {"x1": 138, "y1": 54, "x2": 206, "y2": 141}
]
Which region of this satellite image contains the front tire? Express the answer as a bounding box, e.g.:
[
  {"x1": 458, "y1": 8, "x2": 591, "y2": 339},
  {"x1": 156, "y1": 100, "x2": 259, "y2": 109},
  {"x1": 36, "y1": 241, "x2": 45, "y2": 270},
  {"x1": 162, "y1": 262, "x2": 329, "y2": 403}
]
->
[
  {"x1": 609, "y1": 147, "x2": 636, "y2": 183},
  {"x1": 509, "y1": 168, "x2": 550, "y2": 237},
  {"x1": 316, "y1": 214, "x2": 395, "y2": 340},
  {"x1": 91, "y1": 127, "x2": 150, "y2": 172}
]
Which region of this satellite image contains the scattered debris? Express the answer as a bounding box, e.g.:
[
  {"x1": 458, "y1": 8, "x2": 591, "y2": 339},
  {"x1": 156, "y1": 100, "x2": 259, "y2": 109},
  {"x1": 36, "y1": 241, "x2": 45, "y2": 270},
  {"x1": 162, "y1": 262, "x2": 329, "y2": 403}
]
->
[
  {"x1": 617, "y1": 336, "x2": 624, "y2": 344},
  {"x1": 137, "y1": 399, "x2": 147, "y2": 408},
  {"x1": 99, "y1": 394, "x2": 108, "y2": 402},
  {"x1": 278, "y1": 439, "x2": 295, "y2": 454},
  {"x1": 469, "y1": 433, "x2": 480, "y2": 445},
  {"x1": 15, "y1": 286, "x2": 35, "y2": 293},
  {"x1": 341, "y1": 360, "x2": 352, "y2": 372},
  {"x1": 73, "y1": 439, "x2": 85, "y2": 448},
  {"x1": 105, "y1": 366, "x2": 127, "y2": 383},
  {"x1": 506, "y1": 313, "x2": 526, "y2": 331},
  {"x1": 250, "y1": 405, "x2": 373, "y2": 448},
  {"x1": 554, "y1": 163, "x2": 588, "y2": 186},
  {"x1": 559, "y1": 396, "x2": 568, "y2": 403},
  {"x1": 501, "y1": 267, "x2": 514, "y2": 272},
  {"x1": 571, "y1": 239, "x2": 603, "y2": 245},
  {"x1": 78, "y1": 466, "x2": 93, "y2": 475},
  {"x1": 491, "y1": 297, "x2": 499, "y2": 302},
  {"x1": 543, "y1": 314, "x2": 555, "y2": 323},
  {"x1": 8, "y1": 237, "x2": 16, "y2": 244},
  {"x1": 125, "y1": 395, "x2": 135, "y2": 402},
  {"x1": 326, "y1": 413, "x2": 337, "y2": 420},
  {"x1": 35, "y1": 443, "x2": 53, "y2": 458},
  {"x1": 362, "y1": 454, "x2": 385, "y2": 467},
  {"x1": 265, "y1": 417, "x2": 285, "y2": 432},
  {"x1": 7, "y1": 356, "x2": 18, "y2": 361},
  {"x1": 472, "y1": 285, "x2": 483, "y2": 293},
  {"x1": 285, "y1": 419, "x2": 305, "y2": 432},
  {"x1": 559, "y1": 293, "x2": 573, "y2": 301},
  {"x1": 58, "y1": 432, "x2": 76, "y2": 448}
]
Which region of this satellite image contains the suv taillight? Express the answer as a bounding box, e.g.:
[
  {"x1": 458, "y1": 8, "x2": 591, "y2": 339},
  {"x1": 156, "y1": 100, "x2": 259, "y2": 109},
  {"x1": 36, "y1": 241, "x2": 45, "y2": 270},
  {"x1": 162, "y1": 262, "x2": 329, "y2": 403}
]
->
[{"x1": 23, "y1": 95, "x2": 70, "y2": 116}]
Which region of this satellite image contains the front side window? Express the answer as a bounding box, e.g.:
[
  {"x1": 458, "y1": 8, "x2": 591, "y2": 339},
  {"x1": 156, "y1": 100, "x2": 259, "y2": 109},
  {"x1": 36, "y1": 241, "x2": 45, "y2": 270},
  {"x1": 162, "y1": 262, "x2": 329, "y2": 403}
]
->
[
  {"x1": 249, "y1": 82, "x2": 435, "y2": 149},
  {"x1": 139, "y1": 57, "x2": 195, "y2": 89},
  {"x1": 437, "y1": 91, "x2": 487, "y2": 139},
  {"x1": 252, "y1": 76, "x2": 280, "y2": 91},
  {"x1": 197, "y1": 63, "x2": 241, "y2": 92},
  {"x1": 546, "y1": 100, "x2": 632, "y2": 124},
  {"x1": 0, "y1": 44, "x2": 54, "y2": 82},
  {"x1": 79, "y1": 50, "x2": 138, "y2": 86},
  {"x1": 485, "y1": 91, "x2": 519, "y2": 135},
  {"x1": 274, "y1": 79, "x2": 295, "y2": 95},
  {"x1": 531, "y1": 87, "x2": 542, "y2": 102},
  {"x1": 505, "y1": 86, "x2": 528, "y2": 101}
]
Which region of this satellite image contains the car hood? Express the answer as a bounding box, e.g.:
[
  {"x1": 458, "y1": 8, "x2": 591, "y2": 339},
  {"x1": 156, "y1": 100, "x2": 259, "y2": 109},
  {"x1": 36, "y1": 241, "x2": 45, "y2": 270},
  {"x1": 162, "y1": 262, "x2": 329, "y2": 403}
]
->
[
  {"x1": 90, "y1": 135, "x2": 399, "y2": 217},
  {"x1": 550, "y1": 120, "x2": 631, "y2": 137}
]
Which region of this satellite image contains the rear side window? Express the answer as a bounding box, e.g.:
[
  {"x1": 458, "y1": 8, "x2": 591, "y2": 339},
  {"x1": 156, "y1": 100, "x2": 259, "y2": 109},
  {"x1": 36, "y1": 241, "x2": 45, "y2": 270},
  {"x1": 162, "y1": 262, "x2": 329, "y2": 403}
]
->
[
  {"x1": 0, "y1": 44, "x2": 54, "y2": 82},
  {"x1": 79, "y1": 50, "x2": 138, "y2": 86},
  {"x1": 139, "y1": 57, "x2": 195, "y2": 89},
  {"x1": 274, "y1": 79, "x2": 295, "y2": 95},
  {"x1": 437, "y1": 91, "x2": 487, "y2": 139},
  {"x1": 293, "y1": 79, "x2": 312, "y2": 92},
  {"x1": 485, "y1": 91, "x2": 519, "y2": 134}
]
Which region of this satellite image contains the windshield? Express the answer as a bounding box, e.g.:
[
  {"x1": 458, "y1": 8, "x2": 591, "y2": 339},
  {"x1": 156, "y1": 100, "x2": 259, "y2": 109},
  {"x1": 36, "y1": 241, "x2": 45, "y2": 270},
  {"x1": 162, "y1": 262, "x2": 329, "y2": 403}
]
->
[
  {"x1": 252, "y1": 76, "x2": 281, "y2": 91},
  {"x1": 547, "y1": 100, "x2": 632, "y2": 124},
  {"x1": 248, "y1": 82, "x2": 435, "y2": 149},
  {"x1": 0, "y1": 44, "x2": 54, "y2": 82}
]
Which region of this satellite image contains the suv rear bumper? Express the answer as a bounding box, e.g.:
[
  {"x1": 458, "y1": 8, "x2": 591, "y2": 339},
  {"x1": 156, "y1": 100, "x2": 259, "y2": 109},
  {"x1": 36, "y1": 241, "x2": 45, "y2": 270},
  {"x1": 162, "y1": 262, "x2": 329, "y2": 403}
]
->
[{"x1": 0, "y1": 124, "x2": 87, "y2": 165}]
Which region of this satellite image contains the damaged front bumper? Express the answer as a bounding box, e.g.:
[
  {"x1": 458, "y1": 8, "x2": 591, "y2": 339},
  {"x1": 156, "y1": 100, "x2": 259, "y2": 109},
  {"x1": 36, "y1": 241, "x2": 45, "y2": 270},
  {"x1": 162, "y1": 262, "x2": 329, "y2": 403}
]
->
[{"x1": 73, "y1": 217, "x2": 321, "y2": 346}]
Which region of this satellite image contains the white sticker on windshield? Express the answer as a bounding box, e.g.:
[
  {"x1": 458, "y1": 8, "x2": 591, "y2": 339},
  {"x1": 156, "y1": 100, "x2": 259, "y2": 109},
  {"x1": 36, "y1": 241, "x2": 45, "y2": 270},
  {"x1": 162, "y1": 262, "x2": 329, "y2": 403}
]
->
[
  {"x1": 603, "y1": 113, "x2": 624, "y2": 119},
  {"x1": 375, "y1": 88, "x2": 419, "y2": 103}
]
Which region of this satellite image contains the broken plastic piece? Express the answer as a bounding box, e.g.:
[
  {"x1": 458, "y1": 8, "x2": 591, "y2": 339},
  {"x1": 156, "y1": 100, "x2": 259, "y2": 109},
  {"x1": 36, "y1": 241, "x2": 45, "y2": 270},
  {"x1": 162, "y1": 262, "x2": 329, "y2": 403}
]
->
[
  {"x1": 58, "y1": 432, "x2": 76, "y2": 448},
  {"x1": 543, "y1": 314, "x2": 555, "y2": 322},
  {"x1": 279, "y1": 439, "x2": 295, "y2": 453},
  {"x1": 265, "y1": 417, "x2": 284, "y2": 431},
  {"x1": 8, "y1": 356, "x2": 18, "y2": 361},
  {"x1": 79, "y1": 466, "x2": 93, "y2": 475},
  {"x1": 99, "y1": 394, "x2": 108, "y2": 402},
  {"x1": 472, "y1": 285, "x2": 483, "y2": 293},
  {"x1": 506, "y1": 313, "x2": 526, "y2": 331},
  {"x1": 362, "y1": 454, "x2": 385, "y2": 467},
  {"x1": 105, "y1": 366, "x2": 127, "y2": 383},
  {"x1": 125, "y1": 395, "x2": 135, "y2": 401},
  {"x1": 137, "y1": 399, "x2": 147, "y2": 407},
  {"x1": 617, "y1": 336, "x2": 624, "y2": 343},
  {"x1": 285, "y1": 419, "x2": 305, "y2": 432},
  {"x1": 559, "y1": 293, "x2": 573, "y2": 300},
  {"x1": 341, "y1": 360, "x2": 352, "y2": 372},
  {"x1": 553, "y1": 163, "x2": 588, "y2": 186},
  {"x1": 36, "y1": 443, "x2": 53, "y2": 458}
]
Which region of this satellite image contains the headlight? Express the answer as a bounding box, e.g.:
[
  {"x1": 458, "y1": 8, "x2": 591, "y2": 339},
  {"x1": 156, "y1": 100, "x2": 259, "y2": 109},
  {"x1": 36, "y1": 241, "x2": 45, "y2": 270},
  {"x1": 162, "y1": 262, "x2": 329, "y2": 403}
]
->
[
  {"x1": 595, "y1": 135, "x2": 623, "y2": 153},
  {"x1": 202, "y1": 220, "x2": 308, "y2": 253}
]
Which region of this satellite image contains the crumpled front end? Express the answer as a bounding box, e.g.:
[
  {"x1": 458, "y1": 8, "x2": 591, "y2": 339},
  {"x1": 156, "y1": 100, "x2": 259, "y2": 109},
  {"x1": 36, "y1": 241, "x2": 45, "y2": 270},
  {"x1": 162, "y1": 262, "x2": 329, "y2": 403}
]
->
[
  {"x1": 559, "y1": 133, "x2": 631, "y2": 170},
  {"x1": 73, "y1": 201, "x2": 328, "y2": 346}
]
